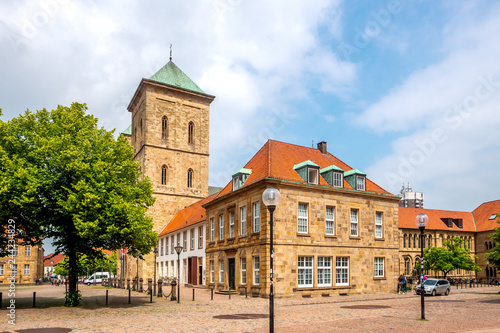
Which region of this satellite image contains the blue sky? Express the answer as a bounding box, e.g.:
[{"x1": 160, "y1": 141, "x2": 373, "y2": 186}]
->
[{"x1": 1, "y1": 0, "x2": 500, "y2": 225}]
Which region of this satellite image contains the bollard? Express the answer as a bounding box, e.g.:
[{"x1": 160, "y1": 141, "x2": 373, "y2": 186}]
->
[
  {"x1": 0, "y1": 292, "x2": 2, "y2": 309},
  {"x1": 106, "y1": 290, "x2": 108, "y2": 306},
  {"x1": 157, "y1": 279, "x2": 163, "y2": 298},
  {"x1": 229, "y1": 288, "x2": 231, "y2": 300},
  {"x1": 461, "y1": 282, "x2": 463, "y2": 289},
  {"x1": 128, "y1": 288, "x2": 131, "y2": 304},
  {"x1": 150, "y1": 289, "x2": 152, "y2": 303},
  {"x1": 211, "y1": 286, "x2": 213, "y2": 300},
  {"x1": 456, "y1": 283, "x2": 458, "y2": 289},
  {"x1": 33, "y1": 292, "x2": 36, "y2": 308},
  {"x1": 245, "y1": 288, "x2": 247, "y2": 299},
  {"x1": 192, "y1": 288, "x2": 195, "y2": 301}
]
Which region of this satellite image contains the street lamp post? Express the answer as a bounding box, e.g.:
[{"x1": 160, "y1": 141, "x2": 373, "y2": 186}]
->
[
  {"x1": 153, "y1": 247, "x2": 158, "y2": 296},
  {"x1": 174, "y1": 245, "x2": 183, "y2": 303},
  {"x1": 136, "y1": 254, "x2": 140, "y2": 291},
  {"x1": 262, "y1": 187, "x2": 281, "y2": 333},
  {"x1": 415, "y1": 213, "x2": 429, "y2": 320}
]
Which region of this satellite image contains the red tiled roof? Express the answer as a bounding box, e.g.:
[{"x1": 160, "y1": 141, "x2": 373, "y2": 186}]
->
[
  {"x1": 472, "y1": 199, "x2": 500, "y2": 232},
  {"x1": 158, "y1": 192, "x2": 219, "y2": 236},
  {"x1": 398, "y1": 207, "x2": 475, "y2": 232},
  {"x1": 214, "y1": 140, "x2": 392, "y2": 199},
  {"x1": 43, "y1": 253, "x2": 66, "y2": 267}
]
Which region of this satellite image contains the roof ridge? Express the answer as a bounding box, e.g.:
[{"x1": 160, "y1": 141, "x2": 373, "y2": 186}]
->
[{"x1": 399, "y1": 206, "x2": 472, "y2": 214}]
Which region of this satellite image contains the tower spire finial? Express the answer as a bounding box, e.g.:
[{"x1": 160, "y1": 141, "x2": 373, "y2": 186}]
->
[{"x1": 169, "y1": 43, "x2": 172, "y2": 61}]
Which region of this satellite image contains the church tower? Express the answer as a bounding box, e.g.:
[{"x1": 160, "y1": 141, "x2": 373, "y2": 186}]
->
[{"x1": 122, "y1": 58, "x2": 215, "y2": 280}]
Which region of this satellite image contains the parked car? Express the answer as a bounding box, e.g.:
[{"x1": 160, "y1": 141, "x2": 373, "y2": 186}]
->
[{"x1": 415, "y1": 278, "x2": 450, "y2": 296}]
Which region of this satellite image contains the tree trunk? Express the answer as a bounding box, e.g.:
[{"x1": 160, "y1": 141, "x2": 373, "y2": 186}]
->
[{"x1": 67, "y1": 248, "x2": 79, "y2": 306}]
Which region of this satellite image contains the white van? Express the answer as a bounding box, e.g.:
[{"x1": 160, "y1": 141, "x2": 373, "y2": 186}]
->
[{"x1": 84, "y1": 272, "x2": 110, "y2": 286}]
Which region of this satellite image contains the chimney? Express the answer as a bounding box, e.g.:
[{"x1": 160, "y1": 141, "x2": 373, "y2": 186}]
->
[{"x1": 317, "y1": 141, "x2": 327, "y2": 154}]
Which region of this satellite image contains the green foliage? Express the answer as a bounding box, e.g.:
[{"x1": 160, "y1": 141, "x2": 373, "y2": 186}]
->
[
  {"x1": 54, "y1": 250, "x2": 117, "y2": 276},
  {"x1": 0, "y1": 103, "x2": 156, "y2": 304},
  {"x1": 65, "y1": 290, "x2": 82, "y2": 307},
  {"x1": 417, "y1": 236, "x2": 481, "y2": 278},
  {"x1": 485, "y1": 213, "x2": 500, "y2": 269}
]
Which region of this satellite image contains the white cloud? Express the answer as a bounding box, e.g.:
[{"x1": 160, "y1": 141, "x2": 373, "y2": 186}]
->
[{"x1": 362, "y1": 3, "x2": 500, "y2": 211}]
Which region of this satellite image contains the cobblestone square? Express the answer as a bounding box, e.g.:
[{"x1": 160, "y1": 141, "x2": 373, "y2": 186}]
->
[{"x1": 1, "y1": 284, "x2": 499, "y2": 332}]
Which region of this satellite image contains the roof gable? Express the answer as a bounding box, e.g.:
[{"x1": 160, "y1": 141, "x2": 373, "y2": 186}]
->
[
  {"x1": 472, "y1": 199, "x2": 500, "y2": 231},
  {"x1": 149, "y1": 61, "x2": 205, "y2": 94},
  {"x1": 214, "y1": 140, "x2": 393, "y2": 199},
  {"x1": 398, "y1": 207, "x2": 475, "y2": 231}
]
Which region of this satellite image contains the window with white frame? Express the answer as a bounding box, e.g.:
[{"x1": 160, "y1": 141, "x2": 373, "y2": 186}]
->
[
  {"x1": 171, "y1": 260, "x2": 175, "y2": 276},
  {"x1": 375, "y1": 212, "x2": 383, "y2": 239},
  {"x1": 165, "y1": 262, "x2": 168, "y2": 277},
  {"x1": 12, "y1": 264, "x2": 17, "y2": 276},
  {"x1": 333, "y1": 172, "x2": 343, "y2": 187},
  {"x1": 183, "y1": 231, "x2": 187, "y2": 250},
  {"x1": 210, "y1": 260, "x2": 214, "y2": 283},
  {"x1": 160, "y1": 238, "x2": 164, "y2": 256},
  {"x1": 356, "y1": 176, "x2": 365, "y2": 191},
  {"x1": 298, "y1": 203, "x2": 308, "y2": 234},
  {"x1": 326, "y1": 206, "x2": 335, "y2": 235},
  {"x1": 308, "y1": 168, "x2": 319, "y2": 184},
  {"x1": 166, "y1": 238, "x2": 169, "y2": 255},
  {"x1": 198, "y1": 226, "x2": 203, "y2": 248},
  {"x1": 240, "y1": 206, "x2": 247, "y2": 236},
  {"x1": 25, "y1": 245, "x2": 31, "y2": 257},
  {"x1": 241, "y1": 258, "x2": 247, "y2": 284},
  {"x1": 171, "y1": 235, "x2": 175, "y2": 254},
  {"x1": 176, "y1": 233, "x2": 180, "y2": 247},
  {"x1": 336, "y1": 257, "x2": 349, "y2": 286},
  {"x1": 253, "y1": 257, "x2": 260, "y2": 285},
  {"x1": 253, "y1": 202, "x2": 260, "y2": 233},
  {"x1": 210, "y1": 217, "x2": 215, "y2": 242},
  {"x1": 374, "y1": 257, "x2": 384, "y2": 277},
  {"x1": 24, "y1": 264, "x2": 30, "y2": 275},
  {"x1": 229, "y1": 211, "x2": 235, "y2": 238},
  {"x1": 12, "y1": 245, "x2": 18, "y2": 257},
  {"x1": 298, "y1": 256, "x2": 313, "y2": 287},
  {"x1": 219, "y1": 260, "x2": 224, "y2": 283},
  {"x1": 219, "y1": 215, "x2": 224, "y2": 241},
  {"x1": 0, "y1": 264, "x2": 3, "y2": 275},
  {"x1": 317, "y1": 257, "x2": 332, "y2": 286},
  {"x1": 350, "y1": 209, "x2": 359, "y2": 237},
  {"x1": 190, "y1": 229, "x2": 195, "y2": 250}
]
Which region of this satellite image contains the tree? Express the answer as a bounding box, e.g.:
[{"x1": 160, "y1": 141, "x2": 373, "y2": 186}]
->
[
  {"x1": 0, "y1": 103, "x2": 156, "y2": 305},
  {"x1": 485, "y1": 213, "x2": 500, "y2": 269},
  {"x1": 419, "y1": 236, "x2": 481, "y2": 278},
  {"x1": 54, "y1": 250, "x2": 117, "y2": 277}
]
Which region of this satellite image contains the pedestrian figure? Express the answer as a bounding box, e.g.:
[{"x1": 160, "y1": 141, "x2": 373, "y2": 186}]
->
[
  {"x1": 402, "y1": 275, "x2": 407, "y2": 294},
  {"x1": 398, "y1": 275, "x2": 404, "y2": 294}
]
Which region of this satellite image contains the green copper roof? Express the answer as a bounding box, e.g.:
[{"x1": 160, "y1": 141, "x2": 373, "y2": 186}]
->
[
  {"x1": 232, "y1": 168, "x2": 252, "y2": 178},
  {"x1": 320, "y1": 165, "x2": 344, "y2": 173},
  {"x1": 121, "y1": 124, "x2": 132, "y2": 135},
  {"x1": 344, "y1": 169, "x2": 366, "y2": 177},
  {"x1": 149, "y1": 61, "x2": 205, "y2": 94},
  {"x1": 293, "y1": 160, "x2": 320, "y2": 170}
]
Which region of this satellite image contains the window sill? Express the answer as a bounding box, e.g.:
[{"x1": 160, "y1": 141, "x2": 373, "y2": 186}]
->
[
  {"x1": 374, "y1": 277, "x2": 386, "y2": 280},
  {"x1": 238, "y1": 235, "x2": 248, "y2": 239},
  {"x1": 294, "y1": 285, "x2": 353, "y2": 292},
  {"x1": 374, "y1": 238, "x2": 385, "y2": 241},
  {"x1": 297, "y1": 233, "x2": 311, "y2": 237},
  {"x1": 349, "y1": 236, "x2": 361, "y2": 240},
  {"x1": 325, "y1": 235, "x2": 337, "y2": 239}
]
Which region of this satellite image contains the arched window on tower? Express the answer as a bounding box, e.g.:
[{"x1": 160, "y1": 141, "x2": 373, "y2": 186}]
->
[
  {"x1": 428, "y1": 235, "x2": 432, "y2": 247},
  {"x1": 161, "y1": 165, "x2": 168, "y2": 185},
  {"x1": 188, "y1": 121, "x2": 194, "y2": 144},
  {"x1": 403, "y1": 234, "x2": 406, "y2": 248},
  {"x1": 162, "y1": 116, "x2": 168, "y2": 140},
  {"x1": 187, "y1": 168, "x2": 193, "y2": 188}
]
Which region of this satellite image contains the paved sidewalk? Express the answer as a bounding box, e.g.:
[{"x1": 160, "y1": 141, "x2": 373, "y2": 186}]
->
[{"x1": 1, "y1": 284, "x2": 499, "y2": 332}]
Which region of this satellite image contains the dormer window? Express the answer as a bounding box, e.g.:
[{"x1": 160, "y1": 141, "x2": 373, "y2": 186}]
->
[
  {"x1": 320, "y1": 165, "x2": 344, "y2": 188},
  {"x1": 344, "y1": 169, "x2": 367, "y2": 191},
  {"x1": 232, "y1": 168, "x2": 252, "y2": 191},
  {"x1": 294, "y1": 160, "x2": 320, "y2": 185}
]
